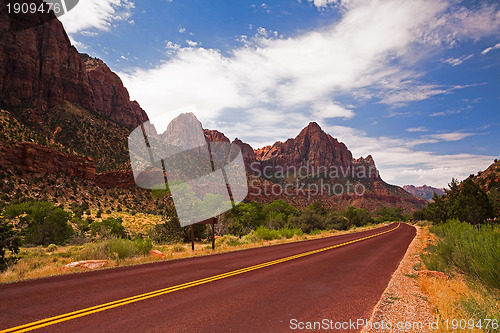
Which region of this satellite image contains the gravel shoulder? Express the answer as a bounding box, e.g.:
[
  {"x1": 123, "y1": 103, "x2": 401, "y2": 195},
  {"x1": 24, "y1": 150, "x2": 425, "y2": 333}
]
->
[{"x1": 362, "y1": 225, "x2": 436, "y2": 333}]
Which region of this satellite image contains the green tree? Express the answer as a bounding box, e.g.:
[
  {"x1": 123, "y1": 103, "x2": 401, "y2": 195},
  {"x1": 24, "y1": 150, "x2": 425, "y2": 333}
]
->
[
  {"x1": 90, "y1": 217, "x2": 126, "y2": 238},
  {"x1": 422, "y1": 192, "x2": 449, "y2": 223},
  {"x1": 288, "y1": 209, "x2": 324, "y2": 233},
  {"x1": 264, "y1": 200, "x2": 299, "y2": 229},
  {"x1": 450, "y1": 178, "x2": 494, "y2": 225},
  {"x1": 344, "y1": 206, "x2": 373, "y2": 227},
  {"x1": 4, "y1": 201, "x2": 73, "y2": 245},
  {"x1": 376, "y1": 206, "x2": 404, "y2": 222},
  {"x1": 0, "y1": 219, "x2": 21, "y2": 271}
]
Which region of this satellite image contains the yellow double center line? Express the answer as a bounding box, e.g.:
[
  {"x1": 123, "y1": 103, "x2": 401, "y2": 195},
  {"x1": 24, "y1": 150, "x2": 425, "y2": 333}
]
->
[{"x1": 2, "y1": 223, "x2": 400, "y2": 333}]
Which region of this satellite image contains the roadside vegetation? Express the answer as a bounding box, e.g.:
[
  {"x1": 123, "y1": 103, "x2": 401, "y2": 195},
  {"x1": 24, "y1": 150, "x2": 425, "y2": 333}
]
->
[
  {"x1": 0, "y1": 195, "x2": 407, "y2": 283},
  {"x1": 412, "y1": 171, "x2": 500, "y2": 332}
]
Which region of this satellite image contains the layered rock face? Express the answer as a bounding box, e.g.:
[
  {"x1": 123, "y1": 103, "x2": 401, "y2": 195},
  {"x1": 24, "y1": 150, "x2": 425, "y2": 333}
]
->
[
  {"x1": 0, "y1": 0, "x2": 148, "y2": 130},
  {"x1": 0, "y1": 142, "x2": 95, "y2": 179}
]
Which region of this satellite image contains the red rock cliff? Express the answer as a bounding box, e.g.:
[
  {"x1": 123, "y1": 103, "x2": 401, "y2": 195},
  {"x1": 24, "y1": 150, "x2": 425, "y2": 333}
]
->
[
  {"x1": 0, "y1": 0, "x2": 148, "y2": 130},
  {"x1": 0, "y1": 142, "x2": 95, "y2": 179}
]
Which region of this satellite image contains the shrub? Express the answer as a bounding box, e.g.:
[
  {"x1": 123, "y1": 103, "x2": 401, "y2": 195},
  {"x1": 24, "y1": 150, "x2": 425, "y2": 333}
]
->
[
  {"x1": 423, "y1": 219, "x2": 500, "y2": 289},
  {"x1": 288, "y1": 210, "x2": 324, "y2": 233},
  {"x1": 90, "y1": 217, "x2": 126, "y2": 238},
  {"x1": 134, "y1": 237, "x2": 153, "y2": 256},
  {"x1": 376, "y1": 206, "x2": 404, "y2": 222},
  {"x1": 77, "y1": 242, "x2": 108, "y2": 260},
  {"x1": 46, "y1": 244, "x2": 58, "y2": 252},
  {"x1": 107, "y1": 238, "x2": 135, "y2": 259},
  {"x1": 172, "y1": 244, "x2": 185, "y2": 252},
  {"x1": 278, "y1": 227, "x2": 303, "y2": 239},
  {"x1": 149, "y1": 217, "x2": 183, "y2": 244},
  {"x1": 344, "y1": 206, "x2": 373, "y2": 227},
  {"x1": 254, "y1": 226, "x2": 280, "y2": 240}
]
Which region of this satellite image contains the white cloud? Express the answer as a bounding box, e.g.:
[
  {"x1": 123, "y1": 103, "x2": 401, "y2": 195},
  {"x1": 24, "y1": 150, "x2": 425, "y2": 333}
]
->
[
  {"x1": 122, "y1": 0, "x2": 477, "y2": 123},
  {"x1": 442, "y1": 54, "x2": 473, "y2": 66},
  {"x1": 185, "y1": 40, "x2": 198, "y2": 47},
  {"x1": 308, "y1": 0, "x2": 357, "y2": 10},
  {"x1": 319, "y1": 124, "x2": 492, "y2": 187},
  {"x1": 178, "y1": 27, "x2": 186, "y2": 33},
  {"x1": 481, "y1": 42, "x2": 500, "y2": 55},
  {"x1": 407, "y1": 126, "x2": 428, "y2": 132},
  {"x1": 426, "y1": 132, "x2": 475, "y2": 142},
  {"x1": 59, "y1": 0, "x2": 135, "y2": 34},
  {"x1": 118, "y1": 0, "x2": 499, "y2": 187},
  {"x1": 312, "y1": 101, "x2": 354, "y2": 119}
]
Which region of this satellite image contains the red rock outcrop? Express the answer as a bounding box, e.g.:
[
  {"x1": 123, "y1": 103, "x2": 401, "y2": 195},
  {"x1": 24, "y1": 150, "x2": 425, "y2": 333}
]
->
[
  {"x1": 95, "y1": 170, "x2": 135, "y2": 189},
  {"x1": 0, "y1": 0, "x2": 148, "y2": 130},
  {"x1": 353, "y1": 155, "x2": 380, "y2": 180},
  {"x1": 233, "y1": 138, "x2": 257, "y2": 170},
  {"x1": 204, "y1": 129, "x2": 230, "y2": 143},
  {"x1": 0, "y1": 142, "x2": 95, "y2": 179}
]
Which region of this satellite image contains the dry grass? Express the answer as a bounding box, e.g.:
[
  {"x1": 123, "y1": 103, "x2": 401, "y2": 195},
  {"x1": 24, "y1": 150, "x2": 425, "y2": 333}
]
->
[
  {"x1": 417, "y1": 225, "x2": 500, "y2": 333},
  {"x1": 102, "y1": 211, "x2": 163, "y2": 236}
]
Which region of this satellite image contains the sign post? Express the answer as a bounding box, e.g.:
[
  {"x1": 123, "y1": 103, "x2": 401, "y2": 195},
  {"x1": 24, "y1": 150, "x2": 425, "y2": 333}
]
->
[{"x1": 190, "y1": 217, "x2": 218, "y2": 251}]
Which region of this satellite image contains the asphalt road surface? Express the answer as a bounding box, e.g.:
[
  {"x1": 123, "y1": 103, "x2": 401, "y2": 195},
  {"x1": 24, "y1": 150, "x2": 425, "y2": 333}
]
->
[{"x1": 0, "y1": 223, "x2": 415, "y2": 332}]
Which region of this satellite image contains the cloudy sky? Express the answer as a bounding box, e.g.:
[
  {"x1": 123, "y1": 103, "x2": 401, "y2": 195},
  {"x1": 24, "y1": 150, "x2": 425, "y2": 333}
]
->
[{"x1": 60, "y1": 0, "x2": 500, "y2": 188}]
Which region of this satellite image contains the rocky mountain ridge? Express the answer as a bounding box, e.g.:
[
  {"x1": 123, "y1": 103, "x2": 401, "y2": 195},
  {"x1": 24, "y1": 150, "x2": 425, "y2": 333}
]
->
[{"x1": 403, "y1": 185, "x2": 445, "y2": 201}]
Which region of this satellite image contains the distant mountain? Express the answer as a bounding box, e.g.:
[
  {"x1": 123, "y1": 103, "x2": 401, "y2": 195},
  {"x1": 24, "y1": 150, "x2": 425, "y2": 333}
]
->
[
  {"x1": 403, "y1": 185, "x2": 445, "y2": 201},
  {"x1": 202, "y1": 118, "x2": 425, "y2": 212}
]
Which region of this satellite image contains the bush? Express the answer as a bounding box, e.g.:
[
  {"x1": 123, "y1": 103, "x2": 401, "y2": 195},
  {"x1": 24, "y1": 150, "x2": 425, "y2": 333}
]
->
[
  {"x1": 77, "y1": 242, "x2": 108, "y2": 260},
  {"x1": 4, "y1": 201, "x2": 73, "y2": 245},
  {"x1": 171, "y1": 244, "x2": 185, "y2": 252},
  {"x1": 423, "y1": 219, "x2": 500, "y2": 289},
  {"x1": 77, "y1": 238, "x2": 147, "y2": 260},
  {"x1": 149, "y1": 216, "x2": 183, "y2": 244},
  {"x1": 216, "y1": 234, "x2": 243, "y2": 246},
  {"x1": 254, "y1": 226, "x2": 280, "y2": 240},
  {"x1": 253, "y1": 226, "x2": 303, "y2": 240},
  {"x1": 107, "y1": 238, "x2": 135, "y2": 259},
  {"x1": 134, "y1": 237, "x2": 153, "y2": 256},
  {"x1": 288, "y1": 210, "x2": 324, "y2": 233},
  {"x1": 277, "y1": 227, "x2": 303, "y2": 239},
  {"x1": 90, "y1": 217, "x2": 126, "y2": 238}
]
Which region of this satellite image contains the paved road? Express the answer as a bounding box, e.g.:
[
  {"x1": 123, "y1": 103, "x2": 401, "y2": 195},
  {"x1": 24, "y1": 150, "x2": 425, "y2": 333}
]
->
[{"x1": 0, "y1": 223, "x2": 415, "y2": 332}]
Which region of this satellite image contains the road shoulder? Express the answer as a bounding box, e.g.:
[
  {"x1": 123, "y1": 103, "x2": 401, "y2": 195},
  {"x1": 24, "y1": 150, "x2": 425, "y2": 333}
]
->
[{"x1": 362, "y1": 224, "x2": 436, "y2": 333}]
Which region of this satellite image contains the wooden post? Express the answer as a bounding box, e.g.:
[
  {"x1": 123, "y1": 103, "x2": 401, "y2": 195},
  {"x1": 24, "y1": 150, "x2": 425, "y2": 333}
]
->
[
  {"x1": 191, "y1": 225, "x2": 194, "y2": 251},
  {"x1": 211, "y1": 218, "x2": 216, "y2": 250}
]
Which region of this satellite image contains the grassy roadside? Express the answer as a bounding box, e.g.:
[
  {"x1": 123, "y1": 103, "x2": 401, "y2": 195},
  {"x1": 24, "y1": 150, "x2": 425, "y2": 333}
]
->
[
  {"x1": 415, "y1": 221, "x2": 500, "y2": 333},
  {"x1": 0, "y1": 223, "x2": 389, "y2": 284}
]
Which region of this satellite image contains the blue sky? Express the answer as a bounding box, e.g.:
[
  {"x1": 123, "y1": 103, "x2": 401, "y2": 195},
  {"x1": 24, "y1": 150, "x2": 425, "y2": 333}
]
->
[{"x1": 60, "y1": 0, "x2": 500, "y2": 187}]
